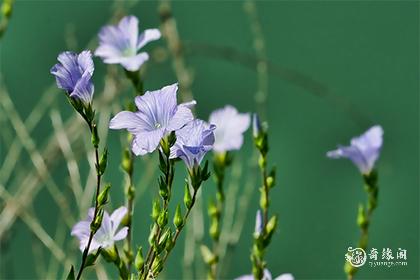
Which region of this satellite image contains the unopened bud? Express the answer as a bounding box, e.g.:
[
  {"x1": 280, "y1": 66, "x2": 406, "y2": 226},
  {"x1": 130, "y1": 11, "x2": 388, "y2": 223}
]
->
[
  {"x1": 173, "y1": 205, "x2": 183, "y2": 229},
  {"x1": 134, "y1": 247, "x2": 144, "y2": 271}
]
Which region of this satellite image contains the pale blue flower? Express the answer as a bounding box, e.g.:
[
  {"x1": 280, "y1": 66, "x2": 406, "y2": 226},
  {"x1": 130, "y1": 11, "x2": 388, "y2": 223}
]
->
[
  {"x1": 95, "y1": 15, "x2": 161, "y2": 71},
  {"x1": 170, "y1": 119, "x2": 216, "y2": 169},
  {"x1": 209, "y1": 105, "x2": 250, "y2": 152},
  {"x1": 327, "y1": 125, "x2": 384, "y2": 174},
  {"x1": 109, "y1": 83, "x2": 195, "y2": 156},
  {"x1": 71, "y1": 207, "x2": 128, "y2": 253},
  {"x1": 235, "y1": 270, "x2": 294, "y2": 280},
  {"x1": 50, "y1": 50, "x2": 94, "y2": 105}
]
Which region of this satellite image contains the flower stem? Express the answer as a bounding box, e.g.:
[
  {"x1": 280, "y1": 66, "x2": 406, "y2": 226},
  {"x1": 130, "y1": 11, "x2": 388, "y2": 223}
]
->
[
  {"x1": 76, "y1": 122, "x2": 104, "y2": 280},
  {"x1": 345, "y1": 171, "x2": 379, "y2": 279}
]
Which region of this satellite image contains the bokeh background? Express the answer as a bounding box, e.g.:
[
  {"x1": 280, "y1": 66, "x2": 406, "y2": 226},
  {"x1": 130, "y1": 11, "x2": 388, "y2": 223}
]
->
[{"x1": 0, "y1": 0, "x2": 418, "y2": 279}]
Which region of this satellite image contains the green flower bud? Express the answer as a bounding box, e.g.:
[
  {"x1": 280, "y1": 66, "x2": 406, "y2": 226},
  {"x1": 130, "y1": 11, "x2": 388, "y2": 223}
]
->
[
  {"x1": 98, "y1": 148, "x2": 108, "y2": 175},
  {"x1": 259, "y1": 188, "x2": 268, "y2": 210},
  {"x1": 200, "y1": 245, "x2": 217, "y2": 265},
  {"x1": 148, "y1": 224, "x2": 158, "y2": 246},
  {"x1": 209, "y1": 217, "x2": 220, "y2": 241},
  {"x1": 173, "y1": 205, "x2": 183, "y2": 229},
  {"x1": 152, "y1": 254, "x2": 163, "y2": 274},
  {"x1": 101, "y1": 246, "x2": 118, "y2": 263},
  {"x1": 91, "y1": 124, "x2": 99, "y2": 148},
  {"x1": 151, "y1": 199, "x2": 161, "y2": 221},
  {"x1": 97, "y1": 184, "x2": 111, "y2": 206},
  {"x1": 184, "y1": 183, "x2": 193, "y2": 209},
  {"x1": 157, "y1": 209, "x2": 168, "y2": 228},
  {"x1": 90, "y1": 209, "x2": 104, "y2": 232},
  {"x1": 357, "y1": 204, "x2": 368, "y2": 230},
  {"x1": 121, "y1": 148, "x2": 133, "y2": 175},
  {"x1": 134, "y1": 247, "x2": 144, "y2": 271}
]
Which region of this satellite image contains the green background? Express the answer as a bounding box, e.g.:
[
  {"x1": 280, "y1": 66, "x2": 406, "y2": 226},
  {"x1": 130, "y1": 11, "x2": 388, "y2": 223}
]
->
[{"x1": 0, "y1": 0, "x2": 418, "y2": 279}]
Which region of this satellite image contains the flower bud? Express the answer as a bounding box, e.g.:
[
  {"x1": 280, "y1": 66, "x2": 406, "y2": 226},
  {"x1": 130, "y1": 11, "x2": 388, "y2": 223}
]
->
[
  {"x1": 209, "y1": 217, "x2": 220, "y2": 241},
  {"x1": 91, "y1": 124, "x2": 99, "y2": 148},
  {"x1": 157, "y1": 209, "x2": 168, "y2": 228},
  {"x1": 134, "y1": 247, "x2": 144, "y2": 271},
  {"x1": 151, "y1": 199, "x2": 161, "y2": 222},
  {"x1": 98, "y1": 148, "x2": 108, "y2": 175},
  {"x1": 101, "y1": 246, "x2": 118, "y2": 263},
  {"x1": 173, "y1": 205, "x2": 183, "y2": 229},
  {"x1": 259, "y1": 187, "x2": 268, "y2": 210},
  {"x1": 184, "y1": 183, "x2": 193, "y2": 209},
  {"x1": 252, "y1": 113, "x2": 262, "y2": 139},
  {"x1": 148, "y1": 224, "x2": 158, "y2": 246},
  {"x1": 90, "y1": 209, "x2": 104, "y2": 232},
  {"x1": 97, "y1": 184, "x2": 111, "y2": 206},
  {"x1": 357, "y1": 204, "x2": 368, "y2": 230},
  {"x1": 121, "y1": 148, "x2": 133, "y2": 175},
  {"x1": 200, "y1": 245, "x2": 217, "y2": 265}
]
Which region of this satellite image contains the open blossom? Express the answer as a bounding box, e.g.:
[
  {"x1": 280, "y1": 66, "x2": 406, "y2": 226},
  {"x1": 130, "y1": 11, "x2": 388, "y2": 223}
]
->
[
  {"x1": 95, "y1": 15, "x2": 161, "y2": 71},
  {"x1": 209, "y1": 105, "x2": 250, "y2": 152},
  {"x1": 235, "y1": 270, "x2": 294, "y2": 280},
  {"x1": 109, "y1": 83, "x2": 195, "y2": 156},
  {"x1": 327, "y1": 125, "x2": 384, "y2": 174},
  {"x1": 50, "y1": 50, "x2": 94, "y2": 105},
  {"x1": 170, "y1": 119, "x2": 216, "y2": 169},
  {"x1": 71, "y1": 207, "x2": 128, "y2": 253}
]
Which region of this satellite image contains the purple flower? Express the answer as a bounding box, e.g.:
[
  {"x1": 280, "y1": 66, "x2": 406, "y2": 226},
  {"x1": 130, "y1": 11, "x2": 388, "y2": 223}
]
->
[
  {"x1": 71, "y1": 207, "x2": 128, "y2": 253},
  {"x1": 95, "y1": 15, "x2": 161, "y2": 71},
  {"x1": 254, "y1": 209, "x2": 263, "y2": 236},
  {"x1": 170, "y1": 119, "x2": 216, "y2": 169},
  {"x1": 50, "y1": 50, "x2": 94, "y2": 105},
  {"x1": 209, "y1": 105, "x2": 250, "y2": 152},
  {"x1": 109, "y1": 83, "x2": 195, "y2": 156},
  {"x1": 235, "y1": 270, "x2": 294, "y2": 280},
  {"x1": 327, "y1": 125, "x2": 384, "y2": 174}
]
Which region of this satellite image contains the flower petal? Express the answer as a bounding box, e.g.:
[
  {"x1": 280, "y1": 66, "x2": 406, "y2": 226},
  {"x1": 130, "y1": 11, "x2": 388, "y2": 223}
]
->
[
  {"x1": 109, "y1": 111, "x2": 149, "y2": 133},
  {"x1": 113, "y1": 227, "x2": 129, "y2": 241},
  {"x1": 166, "y1": 100, "x2": 196, "y2": 131},
  {"x1": 137, "y1": 28, "x2": 161, "y2": 50},
  {"x1": 119, "y1": 52, "x2": 149, "y2": 71},
  {"x1": 110, "y1": 206, "x2": 128, "y2": 232},
  {"x1": 69, "y1": 71, "x2": 94, "y2": 104},
  {"x1": 118, "y1": 15, "x2": 139, "y2": 50},
  {"x1": 274, "y1": 274, "x2": 294, "y2": 280},
  {"x1": 131, "y1": 129, "x2": 165, "y2": 156}
]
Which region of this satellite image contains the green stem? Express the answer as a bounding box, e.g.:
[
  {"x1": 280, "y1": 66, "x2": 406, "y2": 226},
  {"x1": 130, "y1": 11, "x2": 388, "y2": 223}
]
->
[{"x1": 76, "y1": 122, "x2": 103, "y2": 280}]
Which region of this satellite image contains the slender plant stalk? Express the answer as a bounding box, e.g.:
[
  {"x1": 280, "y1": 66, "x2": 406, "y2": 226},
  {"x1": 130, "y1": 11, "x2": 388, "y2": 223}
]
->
[{"x1": 75, "y1": 121, "x2": 105, "y2": 280}]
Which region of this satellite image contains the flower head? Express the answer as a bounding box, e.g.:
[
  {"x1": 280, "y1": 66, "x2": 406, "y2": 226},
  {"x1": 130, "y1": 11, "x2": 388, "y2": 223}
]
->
[
  {"x1": 327, "y1": 125, "x2": 384, "y2": 174},
  {"x1": 170, "y1": 119, "x2": 216, "y2": 170},
  {"x1": 109, "y1": 83, "x2": 195, "y2": 156},
  {"x1": 209, "y1": 105, "x2": 250, "y2": 153},
  {"x1": 71, "y1": 207, "x2": 128, "y2": 253},
  {"x1": 235, "y1": 270, "x2": 294, "y2": 280},
  {"x1": 95, "y1": 15, "x2": 161, "y2": 71},
  {"x1": 50, "y1": 50, "x2": 94, "y2": 105}
]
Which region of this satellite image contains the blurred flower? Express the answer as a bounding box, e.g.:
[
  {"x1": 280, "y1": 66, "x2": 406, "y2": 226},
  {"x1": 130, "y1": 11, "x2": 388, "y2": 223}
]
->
[
  {"x1": 95, "y1": 15, "x2": 161, "y2": 71},
  {"x1": 327, "y1": 125, "x2": 384, "y2": 174},
  {"x1": 252, "y1": 113, "x2": 262, "y2": 138},
  {"x1": 109, "y1": 83, "x2": 195, "y2": 156},
  {"x1": 235, "y1": 270, "x2": 294, "y2": 280},
  {"x1": 170, "y1": 119, "x2": 216, "y2": 170},
  {"x1": 254, "y1": 209, "x2": 263, "y2": 236},
  {"x1": 50, "y1": 50, "x2": 94, "y2": 105},
  {"x1": 71, "y1": 207, "x2": 128, "y2": 253},
  {"x1": 209, "y1": 105, "x2": 250, "y2": 152}
]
